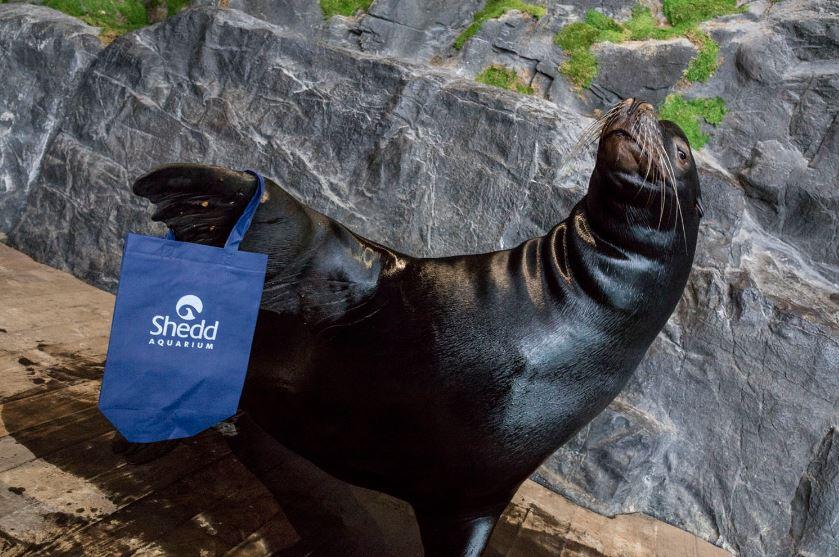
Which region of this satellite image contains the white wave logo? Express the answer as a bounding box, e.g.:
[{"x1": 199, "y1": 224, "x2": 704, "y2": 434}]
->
[
  {"x1": 175, "y1": 295, "x2": 203, "y2": 321},
  {"x1": 149, "y1": 294, "x2": 218, "y2": 350}
]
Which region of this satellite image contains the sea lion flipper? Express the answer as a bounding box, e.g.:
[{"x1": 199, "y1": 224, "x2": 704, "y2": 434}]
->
[
  {"x1": 111, "y1": 431, "x2": 180, "y2": 465},
  {"x1": 132, "y1": 163, "x2": 389, "y2": 325},
  {"x1": 132, "y1": 163, "x2": 258, "y2": 247}
]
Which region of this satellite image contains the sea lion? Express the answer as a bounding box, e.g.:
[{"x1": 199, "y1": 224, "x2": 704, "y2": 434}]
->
[{"x1": 129, "y1": 98, "x2": 702, "y2": 556}]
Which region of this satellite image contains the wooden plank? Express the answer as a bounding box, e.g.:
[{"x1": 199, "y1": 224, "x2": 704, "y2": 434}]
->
[
  {"x1": 0, "y1": 352, "x2": 54, "y2": 403},
  {"x1": 506, "y1": 503, "x2": 573, "y2": 557},
  {"x1": 40, "y1": 455, "x2": 265, "y2": 556},
  {"x1": 0, "y1": 382, "x2": 98, "y2": 437},
  {"x1": 0, "y1": 441, "x2": 121, "y2": 546},
  {"x1": 3, "y1": 431, "x2": 230, "y2": 550},
  {"x1": 0, "y1": 244, "x2": 51, "y2": 271},
  {"x1": 0, "y1": 320, "x2": 110, "y2": 350},
  {"x1": 0, "y1": 407, "x2": 112, "y2": 473},
  {"x1": 487, "y1": 501, "x2": 529, "y2": 556},
  {"x1": 1, "y1": 305, "x2": 111, "y2": 338},
  {"x1": 0, "y1": 374, "x2": 93, "y2": 407},
  {"x1": 222, "y1": 513, "x2": 300, "y2": 557},
  {"x1": 655, "y1": 521, "x2": 699, "y2": 557},
  {"x1": 130, "y1": 463, "x2": 299, "y2": 556},
  {"x1": 0, "y1": 350, "x2": 102, "y2": 405}
]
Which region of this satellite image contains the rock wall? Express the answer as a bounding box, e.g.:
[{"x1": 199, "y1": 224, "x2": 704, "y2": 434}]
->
[
  {"x1": 0, "y1": 2, "x2": 836, "y2": 557},
  {"x1": 0, "y1": 5, "x2": 101, "y2": 232}
]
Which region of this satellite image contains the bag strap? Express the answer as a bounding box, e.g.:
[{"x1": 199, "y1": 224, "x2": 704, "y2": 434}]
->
[
  {"x1": 224, "y1": 170, "x2": 265, "y2": 250},
  {"x1": 164, "y1": 169, "x2": 265, "y2": 251}
]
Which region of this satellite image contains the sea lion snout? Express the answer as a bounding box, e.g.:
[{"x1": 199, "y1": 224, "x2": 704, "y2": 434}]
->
[
  {"x1": 597, "y1": 98, "x2": 660, "y2": 177},
  {"x1": 586, "y1": 98, "x2": 702, "y2": 234}
]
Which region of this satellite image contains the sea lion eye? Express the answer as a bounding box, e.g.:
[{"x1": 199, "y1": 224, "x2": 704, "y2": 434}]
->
[{"x1": 677, "y1": 148, "x2": 687, "y2": 161}]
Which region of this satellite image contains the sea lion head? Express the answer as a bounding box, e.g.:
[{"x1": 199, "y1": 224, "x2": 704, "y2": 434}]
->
[{"x1": 586, "y1": 98, "x2": 702, "y2": 251}]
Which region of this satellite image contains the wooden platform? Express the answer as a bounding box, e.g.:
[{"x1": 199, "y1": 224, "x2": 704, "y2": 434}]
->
[{"x1": 0, "y1": 243, "x2": 731, "y2": 557}]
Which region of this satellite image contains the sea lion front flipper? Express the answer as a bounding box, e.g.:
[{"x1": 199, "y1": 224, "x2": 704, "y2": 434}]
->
[
  {"x1": 133, "y1": 164, "x2": 391, "y2": 326},
  {"x1": 414, "y1": 506, "x2": 506, "y2": 557},
  {"x1": 111, "y1": 431, "x2": 180, "y2": 465}
]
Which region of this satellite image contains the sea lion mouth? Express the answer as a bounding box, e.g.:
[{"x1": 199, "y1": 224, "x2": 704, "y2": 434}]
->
[
  {"x1": 599, "y1": 99, "x2": 663, "y2": 178},
  {"x1": 562, "y1": 99, "x2": 673, "y2": 190},
  {"x1": 594, "y1": 99, "x2": 682, "y2": 212}
]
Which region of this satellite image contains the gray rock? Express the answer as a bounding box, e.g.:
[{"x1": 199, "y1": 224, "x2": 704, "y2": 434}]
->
[
  {"x1": 358, "y1": 0, "x2": 484, "y2": 61},
  {"x1": 790, "y1": 428, "x2": 839, "y2": 557},
  {"x1": 536, "y1": 168, "x2": 839, "y2": 557},
  {"x1": 188, "y1": 0, "x2": 488, "y2": 63},
  {"x1": 0, "y1": 4, "x2": 101, "y2": 233},
  {"x1": 589, "y1": 38, "x2": 697, "y2": 107},
  {"x1": 8, "y1": 6, "x2": 590, "y2": 292},
  {"x1": 458, "y1": 10, "x2": 562, "y2": 97},
  {"x1": 689, "y1": 0, "x2": 839, "y2": 282},
  {"x1": 191, "y1": 0, "x2": 324, "y2": 36},
  {"x1": 556, "y1": 0, "x2": 635, "y2": 20}
]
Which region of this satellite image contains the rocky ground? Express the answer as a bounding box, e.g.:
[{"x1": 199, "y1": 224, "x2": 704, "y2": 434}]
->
[{"x1": 0, "y1": 1, "x2": 836, "y2": 556}]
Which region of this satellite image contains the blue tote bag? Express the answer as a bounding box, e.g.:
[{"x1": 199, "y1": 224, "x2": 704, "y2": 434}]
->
[{"x1": 99, "y1": 171, "x2": 268, "y2": 442}]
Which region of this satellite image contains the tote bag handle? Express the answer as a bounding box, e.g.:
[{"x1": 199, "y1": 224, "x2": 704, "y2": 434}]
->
[{"x1": 164, "y1": 169, "x2": 265, "y2": 251}]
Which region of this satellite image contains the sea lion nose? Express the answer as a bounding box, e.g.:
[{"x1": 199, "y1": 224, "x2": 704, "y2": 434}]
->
[{"x1": 626, "y1": 98, "x2": 654, "y2": 118}]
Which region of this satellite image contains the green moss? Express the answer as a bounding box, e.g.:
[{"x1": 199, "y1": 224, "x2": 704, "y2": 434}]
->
[
  {"x1": 624, "y1": 5, "x2": 686, "y2": 40},
  {"x1": 658, "y1": 94, "x2": 726, "y2": 148},
  {"x1": 560, "y1": 49, "x2": 598, "y2": 88},
  {"x1": 683, "y1": 30, "x2": 720, "y2": 82},
  {"x1": 41, "y1": 0, "x2": 148, "y2": 35},
  {"x1": 515, "y1": 82, "x2": 535, "y2": 94},
  {"x1": 584, "y1": 8, "x2": 622, "y2": 33},
  {"x1": 476, "y1": 65, "x2": 534, "y2": 95},
  {"x1": 167, "y1": 0, "x2": 190, "y2": 18},
  {"x1": 319, "y1": 0, "x2": 373, "y2": 18},
  {"x1": 554, "y1": 6, "x2": 683, "y2": 48},
  {"x1": 553, "y1": 21, "x2": 601, "y2": 51},
  {"x1": 554, "y1": 4, "x2": 730, "y2": 89},
  {"x1": 454, "y1": 0, "x2": 546, "y2": 50},
  {"x1": 5, "y1": 0, "x2": 194, "y2": 40},
  {"x1": 662, "y1": 0, "x2": 741, "y2": 27}
]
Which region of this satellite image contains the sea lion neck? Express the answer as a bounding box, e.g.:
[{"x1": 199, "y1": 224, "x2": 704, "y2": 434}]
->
[
  {"x1": 546, "y1": 167, "x2": 698, "y2": 324},
  {"x1": 582, "y1": 165, "x2": 696, "y2": 262}
]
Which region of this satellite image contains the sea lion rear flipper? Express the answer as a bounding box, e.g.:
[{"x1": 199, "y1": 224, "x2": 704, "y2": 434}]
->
[
  {"x1": 133, "y1": 163, "x2": 259, "y2": 247},
  {"x1": 133, "y1": 164, "x2": 391, "y2": 325}
]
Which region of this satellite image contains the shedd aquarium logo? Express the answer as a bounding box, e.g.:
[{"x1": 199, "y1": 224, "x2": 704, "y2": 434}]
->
[{"x1": 148, "y1": 294, "x2": 218, "y2": 350}]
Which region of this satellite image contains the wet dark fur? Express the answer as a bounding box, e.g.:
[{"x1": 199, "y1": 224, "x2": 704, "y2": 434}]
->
[{"x1": 129, "y1": 101, "x2": 702, "y2": 556}]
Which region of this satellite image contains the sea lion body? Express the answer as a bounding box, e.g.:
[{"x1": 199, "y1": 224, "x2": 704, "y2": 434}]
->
[
  {"x1": 241, "y1": 198, "x2": 692, "y2": 510},
  {"x1": 130, "y1": 99, "x2": 702, "y2": 556}
]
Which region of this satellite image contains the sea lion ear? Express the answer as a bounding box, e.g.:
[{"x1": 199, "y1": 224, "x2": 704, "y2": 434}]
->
[{"x1": 132, "y1": 163, "x2": 259, "y2": 247}]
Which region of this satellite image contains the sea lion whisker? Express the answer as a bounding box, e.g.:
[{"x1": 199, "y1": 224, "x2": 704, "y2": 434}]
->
[
  {"x1": 669, "y1": 171, "x2": 688, "y2": 250},
  {"x1": 560, "y1": 106, "x2": 623, "y2": 169},
  {"x1": 640, "y1": 120, "x2": 655, "y2": 186},
  {"x1": 655, "y1": 141, "x2": 685, "y2": 243},
  {"x1": 561, "y1": 118, "x2": 608, "y2": 167},
  {"x1": 636, "y1": 119, "x2": 660, "y2": 210},
  {"x1": 649, "y1": 140, "x2": 668, "y2": 228},
  {"x1": 642, "y1": 125, "x2": 659, "y2": 208},
  {"x1": 657, "y1": 143, "x2": 672, "y2": 212},
  {"x1": 635, "y1": 119, "x2": 657, "y2": 202}
]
